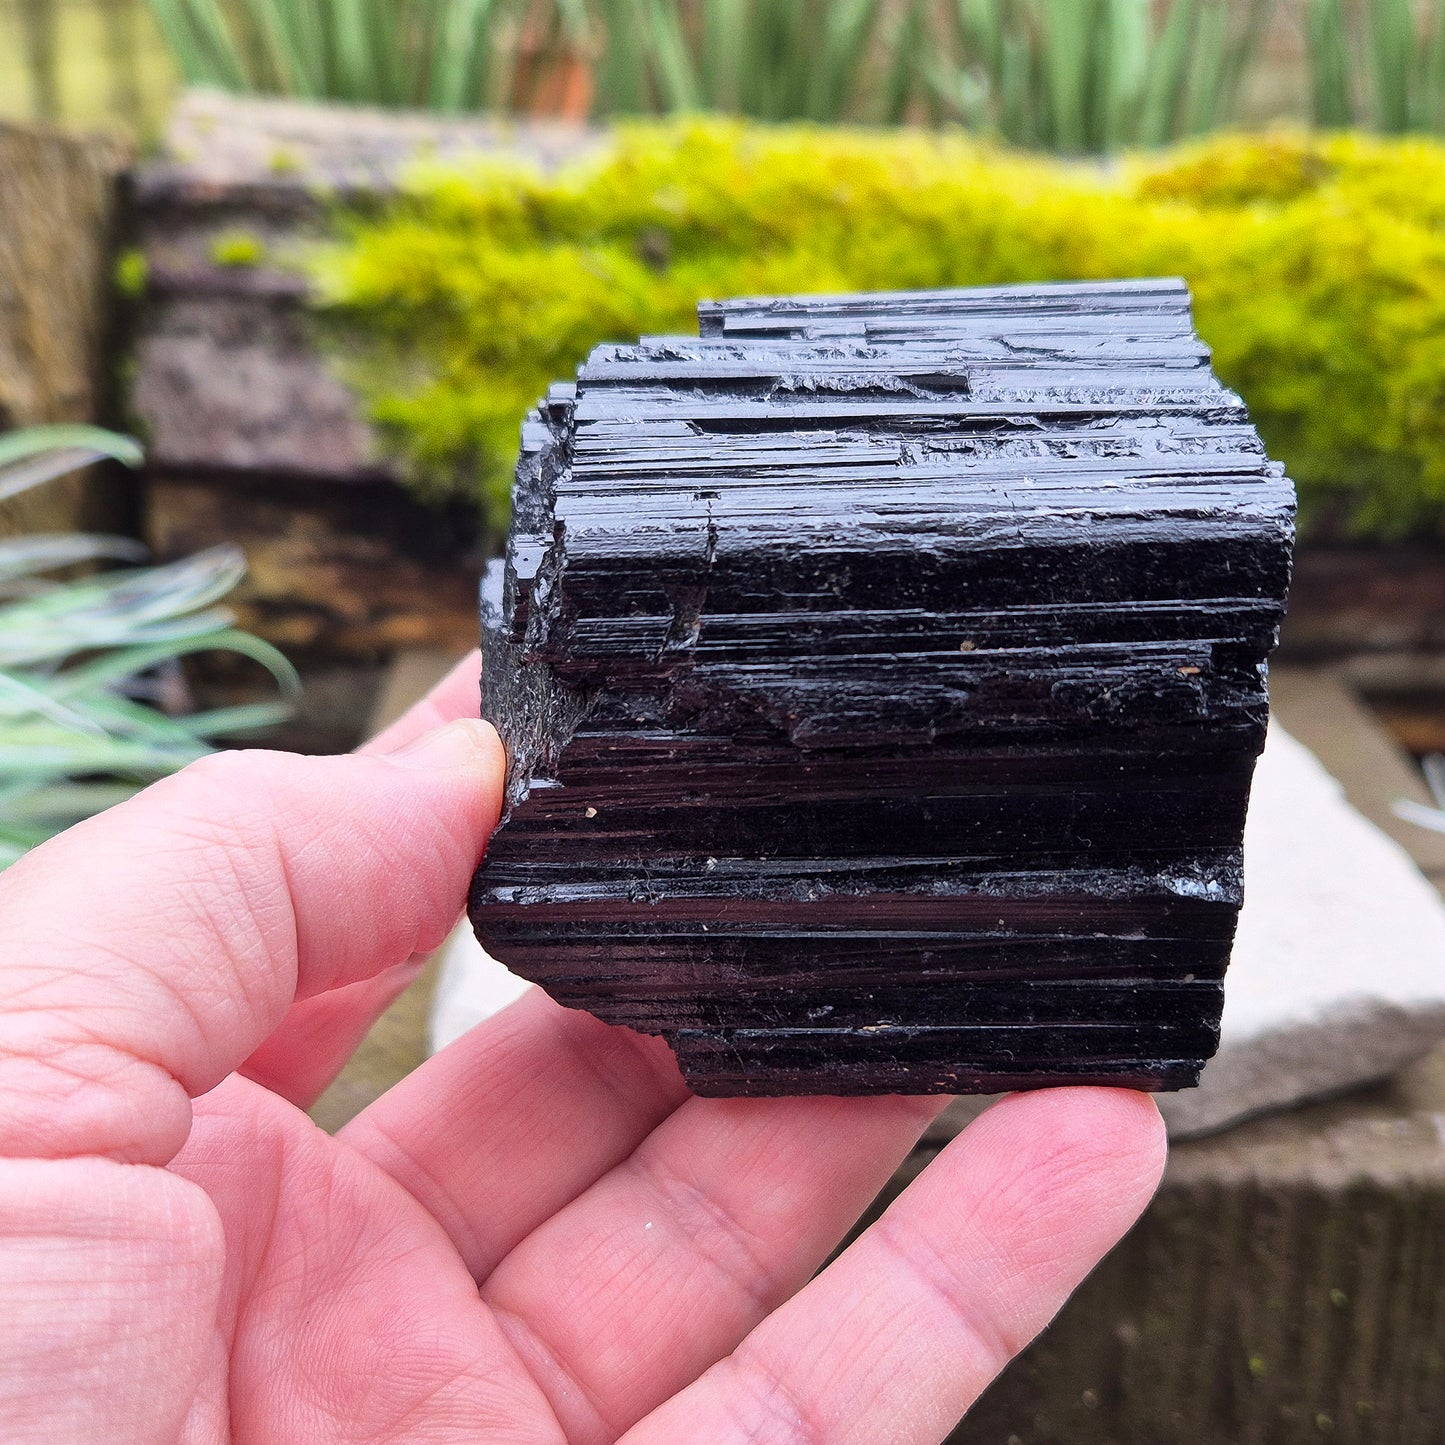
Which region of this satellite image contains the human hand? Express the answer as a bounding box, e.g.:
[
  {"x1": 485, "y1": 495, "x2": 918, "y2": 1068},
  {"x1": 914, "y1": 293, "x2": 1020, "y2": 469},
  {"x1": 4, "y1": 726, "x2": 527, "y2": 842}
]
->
[{"x1": 0, "y1": 653, "x2": 1165, "y2": 1444}]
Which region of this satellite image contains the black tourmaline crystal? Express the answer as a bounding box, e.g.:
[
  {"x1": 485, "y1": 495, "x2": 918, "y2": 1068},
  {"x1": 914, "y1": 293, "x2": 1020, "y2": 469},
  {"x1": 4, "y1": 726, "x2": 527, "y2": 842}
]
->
[{"x1": 467, "y1": 278, "x2": 1295, "y2": 1096}]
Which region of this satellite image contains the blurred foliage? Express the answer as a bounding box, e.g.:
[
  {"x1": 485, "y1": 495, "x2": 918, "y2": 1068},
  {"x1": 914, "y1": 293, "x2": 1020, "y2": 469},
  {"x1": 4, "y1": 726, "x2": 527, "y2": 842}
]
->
[
  {"x1": 1307, "y1": 0, "x2": 1445, "y2": 132},
  {"x1": 0, "y1": 0, "x2": 175, "y2": 132},
  {"x1": 139, "y1": 0, "x2": 1274, "y2": 137},
  {"x1": 590, "y1": 0, "x2": 1270, "y2": 141},
  {"x1": 588, "y1": 0, "x2": 903, "y2": 122},
  {"x1": 144, "y1": 0, "x2": 578, "y2": 111},
  {"x1": 31, "y1": 0, "x2": 1445, "y2": 148},
  {"x1": 929, "y1": 0, "x2": 1273, "y2": 152},
  {"x1": 114, "y1": 248, "x2": 150, "y2": 297},
  {"x1": 209, "y1": 229, "x2": 267, "y2": 266},
  {"x1": 309, "y1": 120, "x2": 1445, "y2": 539},
  {"x1": 0, "y1": 425, "x2": 298, "y2": 869}
]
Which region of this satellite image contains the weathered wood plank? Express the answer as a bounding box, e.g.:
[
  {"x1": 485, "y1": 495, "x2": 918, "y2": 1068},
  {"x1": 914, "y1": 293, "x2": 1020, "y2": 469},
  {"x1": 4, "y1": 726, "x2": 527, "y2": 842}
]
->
[
  {"x1": 145, "y1": 474, "x2": 480, "y2": 655},
  {"x1": 128, "y1": 93, "x2": 596, "y2": 653},
  {"x1": 0, "y1": 117, "x2": 128, "y2": 536},
  {"x1": 1281, "y1": 547, "x2": 1445, "y2": 661}
]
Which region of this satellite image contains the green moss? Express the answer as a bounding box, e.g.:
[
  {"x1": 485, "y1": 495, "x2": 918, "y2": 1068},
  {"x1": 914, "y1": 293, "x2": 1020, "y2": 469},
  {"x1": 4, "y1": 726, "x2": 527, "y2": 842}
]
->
[
  {"x1": 114, "y1": 248, "x2": 149, "y2": 298},
  {"x1": 310, "y1": 120, "x2": 1445, "y2": 537},
  {"x1": 210, "y1": 230, "x2": 266, "y2": 268}
]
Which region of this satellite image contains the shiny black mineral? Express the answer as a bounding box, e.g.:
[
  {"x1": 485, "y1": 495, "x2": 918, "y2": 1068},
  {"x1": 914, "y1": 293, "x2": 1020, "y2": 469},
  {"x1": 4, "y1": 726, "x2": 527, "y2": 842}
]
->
[{"x1": 467, "y1": 279, "x2": 1296, "y2": 1096}]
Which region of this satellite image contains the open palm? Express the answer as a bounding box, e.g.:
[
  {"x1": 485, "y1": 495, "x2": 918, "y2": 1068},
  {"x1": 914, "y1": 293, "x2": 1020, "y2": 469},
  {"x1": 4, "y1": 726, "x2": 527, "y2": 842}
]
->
[{"x1": 0, "y1": 655, "x2": 1164, "y2": 1444}]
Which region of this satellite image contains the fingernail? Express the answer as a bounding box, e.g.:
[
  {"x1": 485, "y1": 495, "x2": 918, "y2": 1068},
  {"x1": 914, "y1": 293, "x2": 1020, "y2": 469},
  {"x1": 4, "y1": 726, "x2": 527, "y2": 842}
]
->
[{"x1": 386, "y1": 718, "x2": 497, "y2": 773}]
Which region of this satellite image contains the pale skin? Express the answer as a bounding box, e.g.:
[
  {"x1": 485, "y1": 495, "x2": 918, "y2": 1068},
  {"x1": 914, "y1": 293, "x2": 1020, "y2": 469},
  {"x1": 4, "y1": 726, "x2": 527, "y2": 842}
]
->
[{"x1": 0, "y1": 653, "x2": 1166, "y2": 1444}]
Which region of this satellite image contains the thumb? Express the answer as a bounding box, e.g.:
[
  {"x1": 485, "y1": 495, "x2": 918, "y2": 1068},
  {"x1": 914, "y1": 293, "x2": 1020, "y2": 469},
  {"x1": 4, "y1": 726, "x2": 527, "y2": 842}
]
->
[{"x1": 0, "y1": 720, "x2": 504, "y2": 1166}]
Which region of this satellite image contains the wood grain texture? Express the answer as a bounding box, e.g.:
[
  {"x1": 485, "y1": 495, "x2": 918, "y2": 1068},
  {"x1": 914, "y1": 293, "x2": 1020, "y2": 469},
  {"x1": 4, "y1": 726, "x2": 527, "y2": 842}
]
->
[
  {"x1": 145, "y1": 475, "x2": 482, "y2": 655},
  {"x1": 0, "y1": 117, "x2": 128, "y2": 537}
]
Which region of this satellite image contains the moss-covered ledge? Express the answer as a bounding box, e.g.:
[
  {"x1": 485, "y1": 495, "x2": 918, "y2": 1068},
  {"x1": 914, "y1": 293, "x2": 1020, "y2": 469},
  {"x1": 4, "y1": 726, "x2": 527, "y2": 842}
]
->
[
  {"x1": 311, "y1": 121, "x2": 1445, "y2": 539},
  {"x1": 129, "y1": 94, "x2": 1445, "y2": 656},
  {"x1": 128, "y1": 92, "x2": 596, "y2": 655}
]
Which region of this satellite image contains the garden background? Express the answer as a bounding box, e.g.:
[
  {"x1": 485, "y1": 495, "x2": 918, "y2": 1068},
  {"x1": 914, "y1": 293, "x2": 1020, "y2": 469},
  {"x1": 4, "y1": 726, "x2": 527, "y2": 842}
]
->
[{"x1": 8, "y1": 4, "x2": 1445, "y2": 1442}]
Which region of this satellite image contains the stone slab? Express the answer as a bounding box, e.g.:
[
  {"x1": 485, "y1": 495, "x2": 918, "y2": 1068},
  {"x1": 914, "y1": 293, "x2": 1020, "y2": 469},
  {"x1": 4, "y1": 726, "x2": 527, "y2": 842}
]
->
[
  {"x1": 1160, "y1": 723, "x2": 1445, "y2": 1136},
  {"x1": 1270, "y1": 666, "x2": 1445, "y2": 888}
]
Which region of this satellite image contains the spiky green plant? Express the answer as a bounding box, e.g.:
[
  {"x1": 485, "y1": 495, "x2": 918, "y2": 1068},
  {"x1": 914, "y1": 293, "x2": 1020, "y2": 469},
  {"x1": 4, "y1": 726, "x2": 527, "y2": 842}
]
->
[
  {"x1": 930, "y1": 0, "x2": 1272, "y2": 153},
  {"x1": 144, "y1": 0, "x2": 546, "y2": 110},
  {"x1": 144, "y1": 0, "x2": 912, "y2": 121},
  {"x1": 0, "y1": 425, "x2": 298, "y2": 870},
  {"x1": 1306, "y1": 0, "x2": 1445, "y2": 133},
  {"x1": 589, "y1": 0, "x2": 898, "y2": 121},
  {"x1": 142, "y1": 0, "x2": 1280, "y2": 135}
]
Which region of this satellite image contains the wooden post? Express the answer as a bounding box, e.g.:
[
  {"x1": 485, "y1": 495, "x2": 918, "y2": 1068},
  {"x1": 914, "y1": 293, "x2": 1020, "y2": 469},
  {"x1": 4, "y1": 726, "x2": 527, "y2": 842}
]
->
[{"x1": 0, "y1": 118, "x2": 130, "y2": 535}]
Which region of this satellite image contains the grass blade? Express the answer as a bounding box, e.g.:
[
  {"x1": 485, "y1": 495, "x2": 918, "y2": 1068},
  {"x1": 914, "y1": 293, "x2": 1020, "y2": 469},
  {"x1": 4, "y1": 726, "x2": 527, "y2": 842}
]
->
[
  {"x1": 429, "y1": 0, "x2": 499, "y2": 110},
  {"x1": 1370, "y1": 0, "x2": 1415, "y2": 131},
  {"x1": 0, "y1": 424, "x2": 142, "y2": 505},
  {"x1": 641, "y1": 0, "x2": 702, "y2": 111},
  {"x1": 1306, "y1": 0, "x2": 1355, "y2": 126},
  {"x1": 0, "y1": 430, "x2": 295, "y2": 868},
  {"x1": 183, "y1": 701, "x2": 299, "y2": 736},
  {"x1": 1425, "y1": 1, "x2": 1445, "y2": 130},
  {"x1": 1036, "y1": 0, "x2": 1097, "y2": 152},
  {"x1": 2, "y1": 782, "x2": 145, "y2": 826},
  {"x1": 0, "y1": 535, "x2": 148, "y2": 588},
  {"x1": 50, "y1": 631, "x2": 301, "y2": 705},
  {"x1": 1217, "y1": 0, "x2": 1274, "y2": 119},
  {"x1": 882, "y1": 0, "x2": 927, "y2": 124},
  {"x1": 1138, "y1": 0, "x2": 1198, "y2": 144},
  {"x1": 700, "y1": 0, "x2": 747, "y2": 112},
  {"x1": 1097, "y1": 0, "x2": 1151, "y2": 154},
  {"x1": 1182, "y1": 0, "x2": 1231, "y2": 134},
  {"x1": 328, "y1": 0, "x2": 379, "y2": 101},
  {"x1": 827, "y1": 0, "x2": 888, "y2": 121},
  {"x1": 143, "y1": 0, "x2": 251, "y2": 88}
]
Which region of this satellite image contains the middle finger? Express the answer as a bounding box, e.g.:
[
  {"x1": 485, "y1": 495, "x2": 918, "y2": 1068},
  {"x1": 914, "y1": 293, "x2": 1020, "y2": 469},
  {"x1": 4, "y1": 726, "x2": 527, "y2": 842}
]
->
[{"x1": 477, "y1": 1088, "x2": 944, "y2": 1444}]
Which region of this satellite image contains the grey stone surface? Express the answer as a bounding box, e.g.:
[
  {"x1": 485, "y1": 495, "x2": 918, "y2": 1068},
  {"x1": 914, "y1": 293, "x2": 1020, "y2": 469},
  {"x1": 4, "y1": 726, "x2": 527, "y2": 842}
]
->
[{"x1": 1161, "y1": 726, "x2": 1445, "y2": 1136}]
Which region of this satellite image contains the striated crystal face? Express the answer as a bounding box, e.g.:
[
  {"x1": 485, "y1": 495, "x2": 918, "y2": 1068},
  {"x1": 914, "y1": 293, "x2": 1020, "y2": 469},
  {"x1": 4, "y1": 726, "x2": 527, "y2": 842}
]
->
[{"x1": 468, "y1": 279, "x2": 1296, "y2": 1096}]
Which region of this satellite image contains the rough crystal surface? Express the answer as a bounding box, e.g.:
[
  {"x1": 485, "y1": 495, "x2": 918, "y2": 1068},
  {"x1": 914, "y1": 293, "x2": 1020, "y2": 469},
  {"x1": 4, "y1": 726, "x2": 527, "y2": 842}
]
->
[{"x1": 468, "y1": 279, "x2": 1296, "y2": 1095}]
